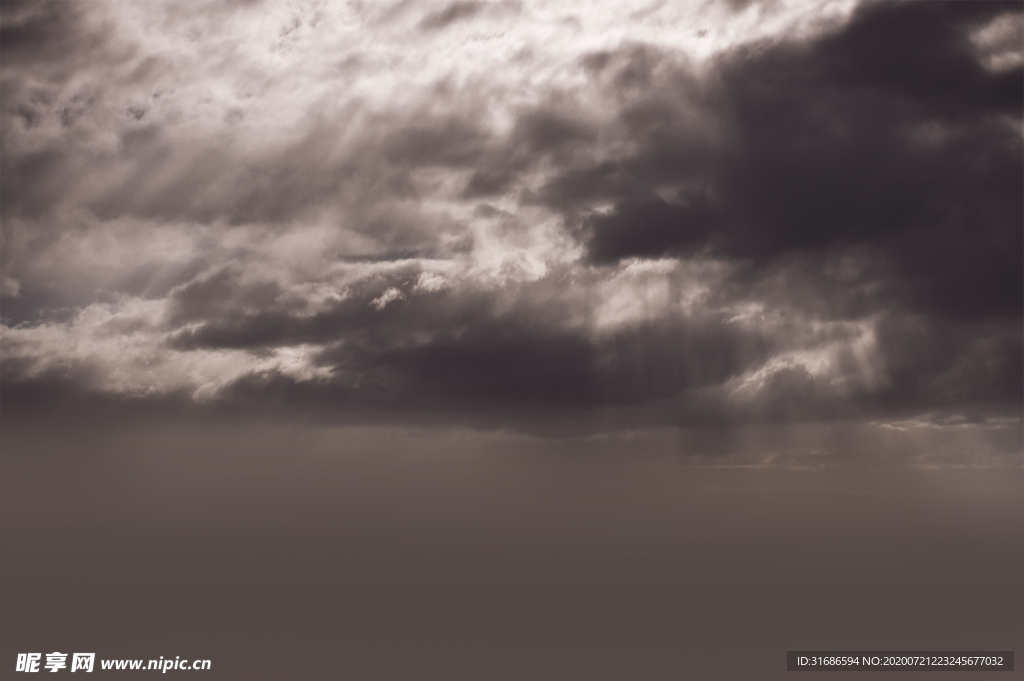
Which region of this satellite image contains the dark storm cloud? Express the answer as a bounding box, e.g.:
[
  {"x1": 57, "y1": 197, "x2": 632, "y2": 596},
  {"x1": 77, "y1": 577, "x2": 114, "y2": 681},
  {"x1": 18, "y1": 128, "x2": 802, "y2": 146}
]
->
[
  {"x1": 0, "y1": 2, "x2": 89, "y2": 72},
  {"x1": 587, "y1": 198, "x2": 716, "y2": 261},
  {"x1": 821, "y1": 1, "x2": 1021, "y2": 116},
  {"x1": 162, "y1": 270, "x2": 767, "y2": 408},
  {"x1": 576, "y1": 1, "x2": 1022, "y2": 319},
  {"x1": 875, "y1": 314, "x2": 1023, "y2": 404},
  {"x1": 153, "y1": 269, "x2": 916, "y2": 431}
]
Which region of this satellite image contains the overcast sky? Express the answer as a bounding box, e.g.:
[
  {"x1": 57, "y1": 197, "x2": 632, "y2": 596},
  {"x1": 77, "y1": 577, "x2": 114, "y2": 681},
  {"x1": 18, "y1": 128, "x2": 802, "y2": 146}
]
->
[
  {"x1": 3, "y1": 4, "x2": 1022, "y2": 678},
  {"x1": 2, "y1": 0, "x2": 1022, "y2": 465}
]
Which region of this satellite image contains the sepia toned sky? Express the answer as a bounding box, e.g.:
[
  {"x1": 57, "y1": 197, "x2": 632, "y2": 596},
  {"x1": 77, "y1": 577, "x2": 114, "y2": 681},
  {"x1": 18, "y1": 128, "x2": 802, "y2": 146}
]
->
[{"x1": 2, "y1": 3, "x2": 1022, "y2": 678}]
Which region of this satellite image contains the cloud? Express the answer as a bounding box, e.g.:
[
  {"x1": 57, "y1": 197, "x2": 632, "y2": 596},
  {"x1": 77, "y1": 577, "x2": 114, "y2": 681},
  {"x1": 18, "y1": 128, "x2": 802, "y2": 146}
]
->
[
  {"x1": 1, "y1": 0, "x2": 1020, "y2": 463},
  {"x1": 371, "y1": 287, "x2": 405, "y2": 310},
  {"x1": 571, "y1": 2, "x2": 1022, "y2": 322}
]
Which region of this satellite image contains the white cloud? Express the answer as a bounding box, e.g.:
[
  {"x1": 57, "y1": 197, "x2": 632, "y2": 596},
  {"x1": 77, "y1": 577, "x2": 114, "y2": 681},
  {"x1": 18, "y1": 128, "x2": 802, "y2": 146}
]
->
[
  {"x1": 414, "y1": 272, "x2": 449, "y2": 292},
  {"x1": 370, "y1": 287, "x2": 404, "y2": 310}
]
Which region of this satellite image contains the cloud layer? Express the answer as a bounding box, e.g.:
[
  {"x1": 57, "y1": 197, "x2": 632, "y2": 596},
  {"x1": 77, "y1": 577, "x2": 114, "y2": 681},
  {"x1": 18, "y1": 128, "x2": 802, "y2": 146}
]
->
[{"x1": 2, "y1": 0, "x2": 1021, "y2": 460}]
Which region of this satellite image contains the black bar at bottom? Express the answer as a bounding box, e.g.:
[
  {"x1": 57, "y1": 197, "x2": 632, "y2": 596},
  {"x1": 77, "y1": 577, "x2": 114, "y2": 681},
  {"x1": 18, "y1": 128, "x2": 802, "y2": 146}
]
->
[{"x1": 787, "y1": 651, "x2": 1014, "y2": 671}]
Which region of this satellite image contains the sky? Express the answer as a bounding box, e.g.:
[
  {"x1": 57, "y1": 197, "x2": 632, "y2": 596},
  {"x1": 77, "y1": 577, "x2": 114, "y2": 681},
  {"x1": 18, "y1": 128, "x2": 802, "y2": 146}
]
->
[{"x1": 1, "y1": 1, "x2": 1022, "y2": 678}]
